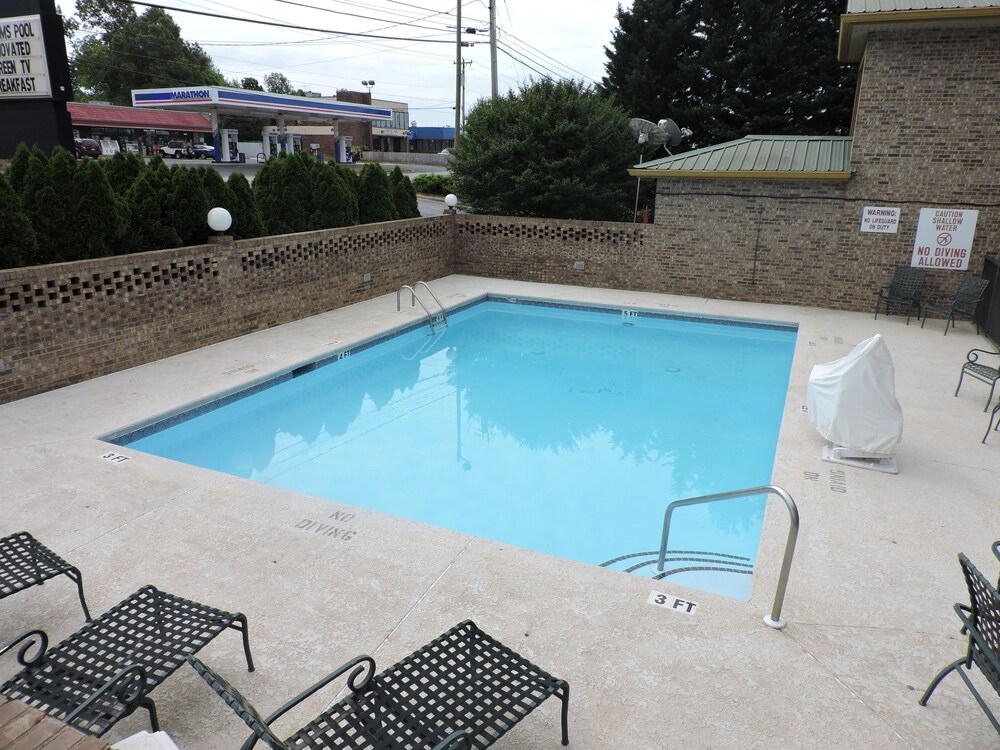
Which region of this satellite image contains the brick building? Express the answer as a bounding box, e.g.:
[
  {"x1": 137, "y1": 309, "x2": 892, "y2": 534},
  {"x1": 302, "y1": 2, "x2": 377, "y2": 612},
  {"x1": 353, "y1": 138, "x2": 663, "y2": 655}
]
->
[{"x1": 633, "y1": 1, "x2": 1000, "y2": 309}]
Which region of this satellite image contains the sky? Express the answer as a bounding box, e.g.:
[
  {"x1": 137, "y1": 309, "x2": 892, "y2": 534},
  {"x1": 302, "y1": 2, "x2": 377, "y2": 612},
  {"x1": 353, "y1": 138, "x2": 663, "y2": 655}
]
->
[{"x1": 58, "y1": 0, "x2": 627, "y2": 127}]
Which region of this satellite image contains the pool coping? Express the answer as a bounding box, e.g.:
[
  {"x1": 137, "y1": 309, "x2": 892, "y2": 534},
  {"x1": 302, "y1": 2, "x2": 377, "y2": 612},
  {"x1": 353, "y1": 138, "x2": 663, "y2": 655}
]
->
[{"x1": 1, "y1": 274, "x2": 997, "y2": 748}]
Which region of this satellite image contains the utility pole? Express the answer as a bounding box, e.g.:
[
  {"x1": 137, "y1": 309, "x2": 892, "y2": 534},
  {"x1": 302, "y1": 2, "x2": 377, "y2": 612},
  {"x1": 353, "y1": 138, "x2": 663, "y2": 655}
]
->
[
  {"x1": 461, "y1": 60, "x2": 473, "y2": 129},
  {"x1": 489, "y1": 1, "x2": 498, "y2": 99},
  {"x1": 454, "y1": 1, "x2": 462, "y2": 149}
]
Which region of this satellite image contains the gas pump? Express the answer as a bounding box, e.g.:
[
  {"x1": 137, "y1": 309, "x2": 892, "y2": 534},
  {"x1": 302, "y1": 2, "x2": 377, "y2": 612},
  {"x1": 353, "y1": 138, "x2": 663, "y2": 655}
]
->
[
  {"x1": 335, "y1": 136, "x2": 353, "y2": 163},
  {"x1": 222, "y1": 129, "x2": 240, "y2": 162},
  {"x1": 291, "y1": 134, "x2": 302, "y2": 153},
  {"x1": 265, "y1": 132, "x2": 280, "y2": 159}
]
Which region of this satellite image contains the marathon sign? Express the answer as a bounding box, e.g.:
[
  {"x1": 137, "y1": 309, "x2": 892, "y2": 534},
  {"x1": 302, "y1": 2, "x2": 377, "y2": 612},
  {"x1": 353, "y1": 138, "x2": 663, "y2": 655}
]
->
[
  {"x1": 0, "y1": 15, "x2": 50, "y2": 98},
  {"x1": 911, "y1": 207, "x2": 979, "y2": 271}
]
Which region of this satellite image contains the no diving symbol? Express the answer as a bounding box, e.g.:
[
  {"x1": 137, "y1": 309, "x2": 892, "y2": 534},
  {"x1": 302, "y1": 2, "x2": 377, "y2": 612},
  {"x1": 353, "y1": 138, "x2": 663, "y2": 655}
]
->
[{"x1": 937, "y1": 232, "x2": 953, "y2": 246}]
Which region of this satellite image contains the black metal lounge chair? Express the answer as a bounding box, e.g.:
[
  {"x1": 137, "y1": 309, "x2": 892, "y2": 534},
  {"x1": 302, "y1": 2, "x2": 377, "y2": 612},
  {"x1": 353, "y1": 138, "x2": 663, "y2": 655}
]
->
[
  {"x1": 919, "y1": 552, "x2": 1000, "y2": 733},
  {"x1": 874, "y1": 266, "x2": 926, "y2": 324},
  {"x1": 0, "y1": 531, "x2": 91, "y2": 621},
  {"x1": 921, "y1": 277, "x2": 990, "y2": 335},
  {"x1": 0, "y1": 584, "x2": 254, "y2": 737},
  {"x1": 956, "y1": 348, "x2": 1000, "y2": 413},
  {"x1": 189, "y1": 619, "x2": 569, "y2": 750}
]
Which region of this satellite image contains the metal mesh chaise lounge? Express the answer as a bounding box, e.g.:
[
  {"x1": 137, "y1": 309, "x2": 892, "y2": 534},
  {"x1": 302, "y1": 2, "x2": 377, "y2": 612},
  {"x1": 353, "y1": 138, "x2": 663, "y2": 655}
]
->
[
  {"x1": 956, "y1": 348, "x2": 1000, "y2": 412},
  {"x1": 189, "y1": 619, "x2": 569, "y2": 750},
  {"x1": 0, "y1": 584, "x2": 254, "y2": 737},
  {"x1": 919, "y1": 551, "x2": 1000, "y2": 733},
  {"x1": 921, "y1": 277, "x2": 990, "y2": 335},
  {"x1": 874, "y1": 266, "x2": 926, "y2": 324},
  {"x1": 0, "y1": 531, "x2": 91, "y2": 621}
]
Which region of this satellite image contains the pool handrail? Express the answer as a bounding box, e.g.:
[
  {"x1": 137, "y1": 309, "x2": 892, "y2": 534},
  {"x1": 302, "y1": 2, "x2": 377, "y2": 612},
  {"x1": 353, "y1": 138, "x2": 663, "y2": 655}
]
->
[
  {"x1": 657, "y1": 484, "x2": 799, "y2": 629},
  {"x1": 397, "y1": 282, "x2": 448, "y2": 330}
]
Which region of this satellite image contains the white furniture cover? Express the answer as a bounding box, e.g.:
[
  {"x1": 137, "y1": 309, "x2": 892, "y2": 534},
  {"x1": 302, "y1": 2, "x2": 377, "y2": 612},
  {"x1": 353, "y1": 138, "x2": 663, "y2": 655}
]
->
[{"x1": 807, "y1": 334, "x2": 903, "y2": 455}]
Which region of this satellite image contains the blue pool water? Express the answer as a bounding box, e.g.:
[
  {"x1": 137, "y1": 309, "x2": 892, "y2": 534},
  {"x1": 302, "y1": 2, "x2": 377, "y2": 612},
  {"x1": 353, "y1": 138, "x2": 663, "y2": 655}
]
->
[{"x1": 119, "y1": 300, "x2": 796, "y2": 598}]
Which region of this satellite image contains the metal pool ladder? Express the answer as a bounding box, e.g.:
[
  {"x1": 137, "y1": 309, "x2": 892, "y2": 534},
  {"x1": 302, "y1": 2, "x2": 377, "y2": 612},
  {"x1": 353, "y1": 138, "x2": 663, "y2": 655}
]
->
[
  {"x1": 658, "y1": 484, "x2": 799, "y2": 629},
  {"x1": 397, "y1": 281, "x2": 448, "y2": 332}
]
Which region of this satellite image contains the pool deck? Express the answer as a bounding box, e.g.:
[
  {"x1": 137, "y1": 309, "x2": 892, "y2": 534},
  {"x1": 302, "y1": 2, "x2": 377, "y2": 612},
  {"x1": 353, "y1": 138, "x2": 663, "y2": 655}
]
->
[{"x1": 1, "y1": 275, "x2": 997, "y2": 748}]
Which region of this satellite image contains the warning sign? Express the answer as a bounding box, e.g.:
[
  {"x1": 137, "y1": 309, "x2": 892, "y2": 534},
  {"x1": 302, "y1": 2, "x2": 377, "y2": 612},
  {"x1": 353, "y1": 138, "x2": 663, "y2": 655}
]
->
[
  {"x1": 0, "y1": 15, "x2": 50, "y2": 99},
  {"x1": 911, "y1": 208, "x2": 978, "y2": 271},
  {"x1": 860, "y1": 206, "x2": 899, "y2": 233}
]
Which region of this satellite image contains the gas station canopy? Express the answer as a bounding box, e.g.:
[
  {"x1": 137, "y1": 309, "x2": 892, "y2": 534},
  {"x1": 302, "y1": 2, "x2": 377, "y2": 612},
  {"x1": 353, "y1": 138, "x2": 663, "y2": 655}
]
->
[{"x1": 131, "y1": 86, "x2": 391, "y2": 123}]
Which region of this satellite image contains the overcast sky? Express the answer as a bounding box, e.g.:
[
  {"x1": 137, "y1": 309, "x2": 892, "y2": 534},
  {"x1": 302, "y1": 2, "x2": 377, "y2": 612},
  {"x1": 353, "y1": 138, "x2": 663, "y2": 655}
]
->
[{"x1": 59, "y1": 0, "x2": 627, "y2": 126}]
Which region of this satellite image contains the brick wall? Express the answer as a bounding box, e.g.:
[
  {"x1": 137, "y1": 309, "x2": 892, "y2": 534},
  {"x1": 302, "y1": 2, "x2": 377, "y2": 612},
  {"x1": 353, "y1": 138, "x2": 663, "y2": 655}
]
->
[
  {"x1": 0, "y1": 217, "x2": 453, "y2": 403},
  {"x1": 843, "y1": 26, "x2": 1000, "y2": 302}
]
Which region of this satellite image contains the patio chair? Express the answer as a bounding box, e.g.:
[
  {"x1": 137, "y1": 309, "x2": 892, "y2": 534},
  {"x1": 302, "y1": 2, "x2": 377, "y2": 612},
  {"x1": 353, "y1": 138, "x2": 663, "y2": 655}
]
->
[
  {"x1": 874, "y1": 266, "x2": 926, "y2": 324},
  {"x1": 189, "y1": 619, "x2": 570, "y2": 750},
  {"x1": 0, "y1": 531, "x2": 91, "y2": 621},
  {"x1": 921, "y1": 277, "x2": 990, "y2": 335},
  {"x1": 956, "y1": 348, "x2": 1000, "y2": 412},
  {"x1": 0, "y1": 584, "x2": 254, "y2": 737},
  {"x1": 919, "y1": 552, "x2": 1000, "y2": 733}
]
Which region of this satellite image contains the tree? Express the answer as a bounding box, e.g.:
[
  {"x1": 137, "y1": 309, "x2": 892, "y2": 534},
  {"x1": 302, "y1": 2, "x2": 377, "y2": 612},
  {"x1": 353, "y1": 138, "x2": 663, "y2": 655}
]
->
[
  {"x1": 102, "y1": 151, "x2": 147, "y2": 197},
  {"x1": 168, "y1": 166, "x2": 210, "y2": 246},
  {"x1": 70, "y1": 158, "x2": 124, "y2": 259},
  {"x1": 451, "y1": 80, "x2": 635, "y2": 221},
  {"x1": 71, "y1": 3, "x2": 225, "y2": 105},
  {"x1": 390, "y1": 166, "x2": 419, "y2": 219},
  {"x1": 227, "y1": 172, "x2": 266, "y2": 239},
  {"x1": 253, "y1": 153, "x2": 315, "y2": 235},
  {"x1": 8, "y1": 143, "x2": 33, "y2": 194},
  {"x1": 0, "y1": 174, "x2": 37, "y2": 269},
  {"x1": 357, "y1": 163, "x2": 397, "y2": 224},
  {"x1": 48, "y1": 147, "x2": 80, "y2": 260},
  {"x1": 264, "y1": 72, "x2": 293, "y2": 94},
  {"x1": 20, "y1": 149, "x2": 59, "y2": 264},
  {"x1": 124, "y1": 169, "x2": 181, "y2": 252},
  {"x1": 310, "y1": 165, "x2": 359, "y2": 230},
  {"x1": 602, "y1": 0, "x2": 856, "y2": 149}
]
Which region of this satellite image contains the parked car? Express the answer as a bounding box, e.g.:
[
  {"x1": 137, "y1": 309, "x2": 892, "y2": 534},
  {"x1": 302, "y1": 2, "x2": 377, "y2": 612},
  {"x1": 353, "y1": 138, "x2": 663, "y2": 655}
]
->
[
  {"x1": 438, "y1": 148, "x2": 452, "y2": 155},
  {"x1": 74, "y1": 138, "x2": 101, "y2": 158},
  {"x1": 192, "y1": 144, "x2": 216, "y2": 159},
  {"x1": 159, "y1": 141, "x2": 193, "y2": 159}
]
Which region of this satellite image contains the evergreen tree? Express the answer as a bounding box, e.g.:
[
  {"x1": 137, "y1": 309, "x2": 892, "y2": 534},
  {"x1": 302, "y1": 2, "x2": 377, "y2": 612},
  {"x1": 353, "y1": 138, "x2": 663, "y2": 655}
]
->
[
  {"x1": 8, "y1": 142, "x2": 32, "y2": 194},
  {"x1": 390, "y1": 166, "x2": 420, "y2": 219},
  {"x1": 602, "y1": 0, "x2": 856, "y2": 149},
  {"x1": 309, "y1": 166, "x2": 358, "y2": 229},
  {"x1": 123, "y1": 170, "x2": 181, "y2": 251},
  {"x1": 48, "y1": 147, "x2": 79, "y2": 260},
  {"x1": 168, "y1": 166, "x2": 211, "y2": 246},
  {"x1": 70, "y1": 158, "x2": 124, "y2": 259},
  {"x1": 357, "y1": 162, "x2": 397, "y2": 224},
  {"x1": 199, "y1": 166, "x2": 236, "y2": 216},
  {"x1": 20, "y1": 150, "x2": 58, "y2": 264},
  {"x1": 452, "y1": 79, "x2": 635, "y2": 221},
  {"x1": 0, "y1": 174, "x2": 37, "y2": 269},
  {"x1": 227, "y1": 172, "x2": 265, "y2": 239},
  {"x1": 72, "y1": 2, "x2": 225, "y2": 105},
  {"x1": 253, "y1": 153, "x2": 314, "y2": 235},
  {"x1": 102, "y1": 150, "x2": 147, "y2": 197}
]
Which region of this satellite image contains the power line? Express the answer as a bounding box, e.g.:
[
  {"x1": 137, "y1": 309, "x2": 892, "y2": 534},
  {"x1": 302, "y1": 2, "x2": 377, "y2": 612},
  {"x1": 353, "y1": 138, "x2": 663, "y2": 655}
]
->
[{"x1": 118, "y1": 1, "x2": 457, "y2": 43}]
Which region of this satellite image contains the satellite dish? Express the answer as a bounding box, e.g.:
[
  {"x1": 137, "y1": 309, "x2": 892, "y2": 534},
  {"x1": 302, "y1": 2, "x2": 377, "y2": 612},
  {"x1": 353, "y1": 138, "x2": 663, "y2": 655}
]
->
[
  {"x1": 628, "y1": 118, "x2": 669, "y2": 146},
  {"x1": 658, "y1": 119, "x2": 683, "y2": 147}
]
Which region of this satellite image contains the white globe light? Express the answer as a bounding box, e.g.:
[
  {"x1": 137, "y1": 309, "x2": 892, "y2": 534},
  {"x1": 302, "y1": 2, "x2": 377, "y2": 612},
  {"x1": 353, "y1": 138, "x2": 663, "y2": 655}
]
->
[
  {"x1": 444, "y1": 194, "x2": 458, "y2": 208},
  {"x1": 207, "y1": 207, "x2": 232, "y2": 232}
]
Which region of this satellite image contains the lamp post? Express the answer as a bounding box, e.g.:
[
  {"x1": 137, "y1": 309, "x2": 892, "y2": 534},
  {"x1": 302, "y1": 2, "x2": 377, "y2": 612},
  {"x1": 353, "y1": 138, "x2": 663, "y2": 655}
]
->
[
  {"x1": 444, "y1": 194, "x2": 458, "y2": 215},
  {"x1": 361, "y1": 80, "x2": 375, "y2": 94},
  {"x1": 207, "y1": 207, "x2": 233, "y2": 244}
]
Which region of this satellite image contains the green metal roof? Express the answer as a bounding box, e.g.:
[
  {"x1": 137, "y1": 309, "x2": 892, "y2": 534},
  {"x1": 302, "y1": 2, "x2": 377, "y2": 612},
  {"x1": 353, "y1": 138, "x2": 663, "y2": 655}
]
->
[
  {"x1": 846, "y1": 1, "x2": 1000, "y2": 12},
  {"x1": 631, "y1": 135, "x2": 853, "y2": 180},
  {"x1": 839, "y1": 2, "x2": 1000, "y2": 61}
]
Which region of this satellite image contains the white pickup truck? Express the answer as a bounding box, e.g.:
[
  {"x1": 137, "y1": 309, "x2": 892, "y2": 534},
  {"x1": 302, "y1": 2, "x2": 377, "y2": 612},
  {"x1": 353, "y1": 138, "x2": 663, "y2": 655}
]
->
[{"x1": 158, "y1": 141, "x2": 192, "y2": 159}]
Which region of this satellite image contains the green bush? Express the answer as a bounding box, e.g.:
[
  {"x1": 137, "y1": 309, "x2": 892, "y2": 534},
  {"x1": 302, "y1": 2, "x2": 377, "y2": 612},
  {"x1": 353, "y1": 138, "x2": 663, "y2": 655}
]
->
[
  {"x1": 411, "y1": 173, "x2": 453, "y2": 196},
  {"x1": 71, "y1": 158, "x2": 124, "y2": 259},
  {"x1": 227, "y1": 172, "x2": 265, "y2": 239},
  {"x1": 357, "y1": 162, "x2": 397, "y2": 224},
  {"x1": 391, "y1": 167, "x2": 420, "y2": 219},
  {"x1": 0, "y1": 172, "x2": 36, "y2": 268}
]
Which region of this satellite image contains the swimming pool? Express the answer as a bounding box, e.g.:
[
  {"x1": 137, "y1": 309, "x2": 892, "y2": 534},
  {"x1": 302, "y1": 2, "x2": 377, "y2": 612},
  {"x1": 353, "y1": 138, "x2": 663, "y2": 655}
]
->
[{"x1": 115, "y1": 299, "x2": 796, "y2": 598}]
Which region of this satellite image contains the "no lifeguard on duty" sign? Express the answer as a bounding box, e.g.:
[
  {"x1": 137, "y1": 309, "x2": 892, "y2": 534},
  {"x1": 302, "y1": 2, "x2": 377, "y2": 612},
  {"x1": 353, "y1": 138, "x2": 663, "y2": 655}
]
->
[{"x1": 911, "y1": 207, "x2": 979, "y2": 271}]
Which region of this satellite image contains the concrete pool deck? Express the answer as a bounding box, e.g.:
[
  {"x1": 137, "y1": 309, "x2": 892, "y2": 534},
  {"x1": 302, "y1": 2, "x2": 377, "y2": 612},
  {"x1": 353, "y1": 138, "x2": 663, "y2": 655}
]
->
[{"x1": 1, "y1": 274, "x2": 997, "y2": 748}]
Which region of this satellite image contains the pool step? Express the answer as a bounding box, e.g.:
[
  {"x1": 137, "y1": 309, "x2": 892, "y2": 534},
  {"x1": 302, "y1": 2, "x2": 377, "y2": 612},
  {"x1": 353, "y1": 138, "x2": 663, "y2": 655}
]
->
[{"x1": 600, "y1": 549, "x2": 754, "y2": 580}]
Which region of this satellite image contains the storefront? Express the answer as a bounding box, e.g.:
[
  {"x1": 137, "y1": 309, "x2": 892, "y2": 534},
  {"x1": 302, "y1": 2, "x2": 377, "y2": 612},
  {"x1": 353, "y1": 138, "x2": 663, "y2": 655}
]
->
[{"x1": 67, "y1": 101, "x2": 212, "y2": 156}]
